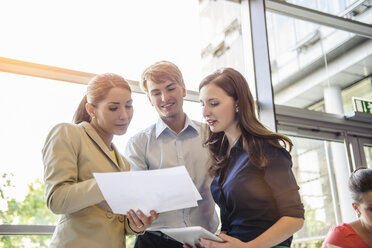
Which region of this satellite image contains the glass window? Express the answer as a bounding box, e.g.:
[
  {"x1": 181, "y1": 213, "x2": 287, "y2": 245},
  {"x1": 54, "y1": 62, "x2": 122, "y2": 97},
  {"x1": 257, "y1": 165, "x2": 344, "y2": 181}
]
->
[
  {"x1": 0, "y1": 72, "x2": 85, "y2": 225},
  {"x1": 285, "y1": 0, "x2": 371, "y2": 25},
  {"x1": 198, "y1": 0, "x2": 247, "y2": 79},
  {"x1": 289, "y1": 136, "x2": 338, "y2": 244},
  {"x1": 0, "y1": 0, "x2": 203, "y2": 91},
  {"x1": 266, "y1": 11, "x2": 372, "y2": 116},
  {"x1": 0, "y1": 71, "x2": 202, "y2": 247},
  {"x1": 293, "y1": 0, "x2": 317, "y2": 11},
  {"x1": 1, "y1": 1, "x2": 208, "y2": 246},
  {"x1": 364, "y1": 145, "x2": 372, "y2": 168},
  {"x1": 0, "y1": 235, "x2": 52, "y2": 248}
]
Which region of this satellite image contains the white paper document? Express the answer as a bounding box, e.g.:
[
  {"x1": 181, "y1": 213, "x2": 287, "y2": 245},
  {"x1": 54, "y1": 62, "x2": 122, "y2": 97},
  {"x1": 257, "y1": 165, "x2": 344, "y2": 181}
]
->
[{"x1": 93, "y1": 166, "x2": 202, "y2": 215}]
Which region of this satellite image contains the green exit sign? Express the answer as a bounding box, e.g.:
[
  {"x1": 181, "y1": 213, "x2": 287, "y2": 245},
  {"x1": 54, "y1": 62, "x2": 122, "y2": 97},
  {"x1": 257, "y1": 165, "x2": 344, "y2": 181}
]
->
[{"x1": 353, "y1": 97, "x2": 372, "y2": 114}]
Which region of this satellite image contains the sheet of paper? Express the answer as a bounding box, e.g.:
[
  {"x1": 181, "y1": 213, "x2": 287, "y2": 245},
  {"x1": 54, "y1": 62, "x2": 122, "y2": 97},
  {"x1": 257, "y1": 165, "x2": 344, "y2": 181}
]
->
[{"x1": 93, "y1": 166, "x2": 202, "y2": 215}]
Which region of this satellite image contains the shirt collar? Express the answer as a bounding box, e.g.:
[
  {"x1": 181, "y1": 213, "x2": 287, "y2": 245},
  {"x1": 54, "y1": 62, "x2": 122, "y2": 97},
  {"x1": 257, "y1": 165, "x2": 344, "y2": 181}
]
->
[{"x1": 155, "y1": 114, "x2": 199, "y2": 138}]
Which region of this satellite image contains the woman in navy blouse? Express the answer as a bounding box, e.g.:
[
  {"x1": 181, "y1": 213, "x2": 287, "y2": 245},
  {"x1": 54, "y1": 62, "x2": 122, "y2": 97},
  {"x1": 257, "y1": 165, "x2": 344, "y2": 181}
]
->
[{"x1": 196, "y1": 68, "x2": 305, "y2": 248}]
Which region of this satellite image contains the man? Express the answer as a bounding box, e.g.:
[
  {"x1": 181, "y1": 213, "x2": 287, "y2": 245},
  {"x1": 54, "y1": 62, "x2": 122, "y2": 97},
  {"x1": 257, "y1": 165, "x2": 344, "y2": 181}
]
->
[{"x1": 124, "y1": 61, "x2": 219, "y2": 248}]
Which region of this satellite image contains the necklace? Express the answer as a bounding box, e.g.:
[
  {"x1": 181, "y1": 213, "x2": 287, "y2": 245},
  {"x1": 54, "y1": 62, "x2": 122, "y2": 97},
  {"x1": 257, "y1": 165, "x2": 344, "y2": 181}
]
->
[
  {"x1": 230, "y1": 136, "x2": 240, "y2": 147},
  {"x1": 227, "y1": 135, "x2": 241, "y2": 156}
]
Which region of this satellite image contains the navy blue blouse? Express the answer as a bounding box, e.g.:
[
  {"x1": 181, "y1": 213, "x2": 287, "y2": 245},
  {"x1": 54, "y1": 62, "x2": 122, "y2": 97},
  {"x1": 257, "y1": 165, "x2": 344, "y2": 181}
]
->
[{"x1": 211, "y1": 138, "x2": 304, "y2": 247}]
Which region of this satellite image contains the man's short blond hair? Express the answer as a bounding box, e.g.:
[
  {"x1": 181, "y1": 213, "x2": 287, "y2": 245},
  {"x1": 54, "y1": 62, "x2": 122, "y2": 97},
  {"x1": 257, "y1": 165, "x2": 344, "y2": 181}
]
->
[{"x1": 140, "y1": 61, "x2": 185, "y2": 94}]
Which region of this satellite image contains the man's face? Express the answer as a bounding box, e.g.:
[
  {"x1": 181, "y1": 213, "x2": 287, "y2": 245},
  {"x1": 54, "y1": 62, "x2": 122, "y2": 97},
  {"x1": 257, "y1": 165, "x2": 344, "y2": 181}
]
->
[{"x1": 146, "y1": 80, "x2": 186, "y2": 120}]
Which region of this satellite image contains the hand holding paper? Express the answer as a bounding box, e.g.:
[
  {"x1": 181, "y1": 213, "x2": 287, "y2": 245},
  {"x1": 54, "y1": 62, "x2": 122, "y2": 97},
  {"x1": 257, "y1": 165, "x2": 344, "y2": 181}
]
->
[{"x1": 93, "y1": 166, "x2": 202, "y2": 215}]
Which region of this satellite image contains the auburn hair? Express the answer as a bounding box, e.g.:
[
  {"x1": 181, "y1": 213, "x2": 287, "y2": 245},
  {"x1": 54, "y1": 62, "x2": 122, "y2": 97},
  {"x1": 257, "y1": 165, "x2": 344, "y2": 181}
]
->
[{"x1": 199, "y1": 68, "x2": 293, "y2": 176}]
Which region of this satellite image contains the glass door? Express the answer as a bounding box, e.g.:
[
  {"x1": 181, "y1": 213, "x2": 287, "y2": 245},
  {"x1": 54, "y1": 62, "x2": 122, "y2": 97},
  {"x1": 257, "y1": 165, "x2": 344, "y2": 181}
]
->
[
  {"x1": 364, "y1": 145, "x2": 372, "y2": 168},
  {"x1": 359, "y1": 137, "x2": 372, "y2": 169},
  {"x1": 288, "y1": 136, "x2": 340, "y2": 243}
]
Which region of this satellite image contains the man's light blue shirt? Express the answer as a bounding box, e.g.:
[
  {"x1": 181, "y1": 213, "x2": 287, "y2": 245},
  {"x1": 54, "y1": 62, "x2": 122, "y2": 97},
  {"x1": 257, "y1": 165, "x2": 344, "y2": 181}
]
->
[{"x1": 124, "y1": 115, "x2": 219, "y2": 232}]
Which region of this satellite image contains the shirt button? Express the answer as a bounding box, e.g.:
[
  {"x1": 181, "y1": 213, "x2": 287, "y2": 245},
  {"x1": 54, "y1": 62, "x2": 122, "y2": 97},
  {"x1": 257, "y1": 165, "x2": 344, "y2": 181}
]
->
[
  {"x1": 118, "y1": 216, "x2": 125, "y2": 222},
  {"x1": 106, "y1": 212, "x2": 113, "y2": 219}
]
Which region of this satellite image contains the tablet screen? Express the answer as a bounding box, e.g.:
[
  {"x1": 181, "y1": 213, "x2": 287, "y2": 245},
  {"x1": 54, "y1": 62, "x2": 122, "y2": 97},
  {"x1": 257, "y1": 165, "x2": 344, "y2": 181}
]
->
[{"x1": 159, "y1": 226, "x2": 224, "y2": 246}]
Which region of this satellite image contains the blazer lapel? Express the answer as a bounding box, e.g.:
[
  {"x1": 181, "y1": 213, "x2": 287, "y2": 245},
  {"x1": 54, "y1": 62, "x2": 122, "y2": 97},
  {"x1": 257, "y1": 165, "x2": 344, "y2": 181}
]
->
[{"x1": 80, "y1": 122, "x2": 121, "y2": 170}]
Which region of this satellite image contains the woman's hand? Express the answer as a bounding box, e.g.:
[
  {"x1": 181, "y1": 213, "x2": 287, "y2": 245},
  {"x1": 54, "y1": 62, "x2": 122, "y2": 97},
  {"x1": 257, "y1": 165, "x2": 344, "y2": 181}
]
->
[
  {"x1": 183, "y1": 233, "x2": 245, "y2": 248},
  {"x1": 127, "y1": 209, "x2": 158, "y2": 233},
  {"x1": 199, "y1": 233, "x2": 246, "y2": 248}
]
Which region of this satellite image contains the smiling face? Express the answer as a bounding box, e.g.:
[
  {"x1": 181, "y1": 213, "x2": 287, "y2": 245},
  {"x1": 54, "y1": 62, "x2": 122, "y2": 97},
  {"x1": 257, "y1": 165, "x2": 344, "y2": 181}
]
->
[
  {"x1": 86, "y1": 87, "x2": 133, "y2": 143},
  {"x1": 199, "y1": 83, "x2": 239, "y2": 136},
  {"x1": 147, "y1": 79, "x2": 186, "y2": 122}
]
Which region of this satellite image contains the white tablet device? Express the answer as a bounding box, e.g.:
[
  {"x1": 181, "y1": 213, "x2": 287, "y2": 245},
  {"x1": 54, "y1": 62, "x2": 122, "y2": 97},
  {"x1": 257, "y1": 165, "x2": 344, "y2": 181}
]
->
[
  {"x1": 327, "y1": 245, "x2": 342, "y2": 248},
  {"x1": 159, "y1": 226, "x2": 224, "y2": 246}
]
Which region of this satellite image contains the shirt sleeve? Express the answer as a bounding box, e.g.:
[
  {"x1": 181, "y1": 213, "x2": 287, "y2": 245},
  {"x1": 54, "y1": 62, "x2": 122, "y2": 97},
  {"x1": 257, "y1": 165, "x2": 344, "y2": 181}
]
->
[
  {"x1": 124, "y1": 134, "x2": 148, "y2": 171},
  {"x1": 321, "y1": 225, "x2": 347, "y2": 248},
  {"x1": 264, "y1": 146, "x2": 305, "y2": 219},
  {"x1": 42, "y1": 123, "x2": 104, "y2": 214}
]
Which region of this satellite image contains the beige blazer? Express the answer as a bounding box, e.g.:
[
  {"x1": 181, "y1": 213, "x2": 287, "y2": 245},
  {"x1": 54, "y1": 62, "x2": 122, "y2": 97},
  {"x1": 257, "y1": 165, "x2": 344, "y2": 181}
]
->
[{"x1": 43, "y1": 122, "x2": 136, "y2": 248}]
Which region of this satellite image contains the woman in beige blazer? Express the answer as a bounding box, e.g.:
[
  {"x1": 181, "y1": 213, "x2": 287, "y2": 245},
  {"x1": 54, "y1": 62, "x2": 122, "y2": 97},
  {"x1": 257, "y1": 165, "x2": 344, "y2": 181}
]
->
[{"x1": 43, "y1": 73, "x2": 157, "y2": 248}]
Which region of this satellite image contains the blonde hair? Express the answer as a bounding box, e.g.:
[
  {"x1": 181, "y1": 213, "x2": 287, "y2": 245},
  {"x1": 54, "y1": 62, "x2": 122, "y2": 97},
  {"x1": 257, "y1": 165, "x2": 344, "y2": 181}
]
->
[
  {"x1": 73, "y1": 73, "x2": 131, "y2": 124},
  {"x1": 140, "y1": 60, "x2": 184, "y2": 93}
]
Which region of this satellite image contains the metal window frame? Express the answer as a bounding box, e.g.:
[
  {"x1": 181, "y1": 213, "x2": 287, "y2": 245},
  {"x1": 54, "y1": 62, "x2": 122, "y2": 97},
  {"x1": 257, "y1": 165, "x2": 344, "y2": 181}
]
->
[
  {"x1": 276, "y1": 105, "x2": 372, "y2": 138},
  {"x1": 276, "y1": 104, "x2": 372, "y2": 173},
  {"x1": 244, "y1": 0, "x2": 277, "y2": 132},
  {"x1": 276, "y1": 105, "x2": 372, "y2": 227},
  {"x1": 0, "y1": 225, "x2": 55, "y2": 235},
  {"x1": 265, "y1": 0, "x2": 372, "y2": 39},
  {"x1": 0, "y1": 57, "x2": 200, "y2": 103}
]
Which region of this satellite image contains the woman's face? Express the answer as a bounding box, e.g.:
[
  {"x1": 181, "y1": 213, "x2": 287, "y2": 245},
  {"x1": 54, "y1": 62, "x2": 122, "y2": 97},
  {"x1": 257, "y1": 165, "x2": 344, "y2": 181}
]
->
[
  {"x1": 90, "y1": 87, "x2": 133, "y2": 137},
  {"x1": 199, "y1": 83, "x2": 238, "y2": 135},
  {"x1": 358, "y1": 190, "x2": 372, "y2": 227}
]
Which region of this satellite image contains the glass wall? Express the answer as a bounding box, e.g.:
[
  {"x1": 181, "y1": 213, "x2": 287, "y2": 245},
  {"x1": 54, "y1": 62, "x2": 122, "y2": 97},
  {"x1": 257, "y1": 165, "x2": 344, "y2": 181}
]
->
[
  {"x1": 0, "y1": 0, "x2": 204, "y2": 247},
  {"x1": 266, "y1": 1, "x2": 372, "y2": 114},
  {"x1": 289, "y1": 136, "x2": 341, "y2": 246},
  {"x1": 0, "y1": 0, "x2": 203, "y2": 90},
  {"x1": 198, "y1": 0, "x2": 372, "y2": 115},
  {"x1": 0, "y1": 235, "x2": 52, "y2": 248},
  {"x1": 285, "y1": 0, "x2": 372, "y2": 25},
  {"x1": 0, "y1": 73, "x2": 85, "y2": 227},
  {"x1": 364, "y1": 145, "x2": 372, "y2": 168},
  {"x1": 198, "y1": 1, "x2": 246, "y2": 79},
  {"x1": 198, "y1": 1, "x2": 372, "y2": 247},
  {"x1": 1, "y1": 0, "x2": 372, "y2": 247}
]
